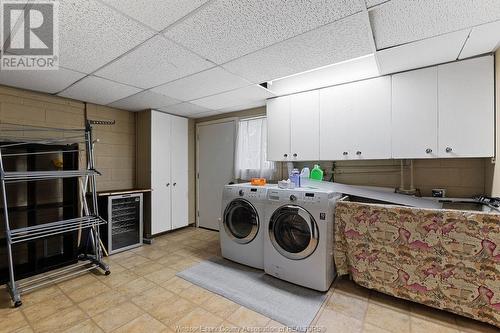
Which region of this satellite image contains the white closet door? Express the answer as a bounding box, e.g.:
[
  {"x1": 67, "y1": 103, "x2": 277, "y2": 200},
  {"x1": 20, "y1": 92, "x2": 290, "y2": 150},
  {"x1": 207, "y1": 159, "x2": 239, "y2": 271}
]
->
[
  {"x1": 151, "y1": 111, "x2": 172, "y2": 234},
  {"x1": 438, "y1": 56, "x2": 494, "y2": 157},
  {"x1": 267, "y1": 96, "x2": 290, "y2": 161},
  {"x1": 392, "y1": 67, "x2": 438, "y2": 158},
  {"x1": 290, "y1": 90, "x2": 319, "y2": 161},
  {"x1": 170, "y1": 115, "x2": 189, "y2": 230}
]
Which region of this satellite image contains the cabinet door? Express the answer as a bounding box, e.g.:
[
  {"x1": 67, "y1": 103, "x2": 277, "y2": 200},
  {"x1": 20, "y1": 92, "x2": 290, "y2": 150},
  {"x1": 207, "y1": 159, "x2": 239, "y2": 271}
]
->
[
  {"x1": 267, "y1": 96, "x2": 290, "y2": 161},
  {"x1": 392, "y1": 67, "x2": 438, "y2": 158},
  {"x1": 320, "y1": 77, "x2": 391, "y2": 160},
  {"x1": 352, "y1": 77, "x2": 392, "y2": 160},
  {"x1": 438, "y1": 56, "x2": 494, "y2": 157},
  {"x1": 151, "y1": 111, "x2": 172, "y2": 234},
  {"x1": 290, "y1": 90, "x2": 319, "y2": 161},
  {"x1": 170, "y1": 115, "x2": 189, "y2": 230},
  {"x1": 320, "y1": 86, "x2": 351, "y2": 160}
]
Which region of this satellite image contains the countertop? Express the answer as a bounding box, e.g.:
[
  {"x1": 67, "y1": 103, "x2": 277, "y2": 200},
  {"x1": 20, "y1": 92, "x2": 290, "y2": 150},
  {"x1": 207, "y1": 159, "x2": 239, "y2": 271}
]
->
[{"x1": 96, "y1": 189, "x2": 152, "y2": 197}]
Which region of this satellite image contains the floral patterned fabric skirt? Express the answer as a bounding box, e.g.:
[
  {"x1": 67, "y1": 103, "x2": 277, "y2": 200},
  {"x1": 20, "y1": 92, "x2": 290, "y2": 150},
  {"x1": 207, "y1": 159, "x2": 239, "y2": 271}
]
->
[{"x1": 334, "y1": 201, "x2": 500, "y2": 328}]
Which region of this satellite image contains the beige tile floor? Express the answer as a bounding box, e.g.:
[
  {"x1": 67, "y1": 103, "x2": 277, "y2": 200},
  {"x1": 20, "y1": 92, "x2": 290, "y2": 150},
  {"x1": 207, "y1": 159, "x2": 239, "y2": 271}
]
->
[{"x1": 1, "y1": 226, "x2": 498, "y2": 333}]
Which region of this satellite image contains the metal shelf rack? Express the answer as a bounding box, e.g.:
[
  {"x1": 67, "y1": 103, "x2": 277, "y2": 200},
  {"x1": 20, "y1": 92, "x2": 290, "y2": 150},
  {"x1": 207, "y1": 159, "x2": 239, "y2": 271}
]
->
[{"x1": 0, "y1": 121, "x2": 111, "y2": 307}]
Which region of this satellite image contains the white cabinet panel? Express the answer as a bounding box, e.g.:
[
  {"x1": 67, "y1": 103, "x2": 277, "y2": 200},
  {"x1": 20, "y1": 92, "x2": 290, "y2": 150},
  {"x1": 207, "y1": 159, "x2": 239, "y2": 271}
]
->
[
  {"x1": 290, "y1": 90, "x2": 319, "y2": 161},
  {"x1": 438, "y1": 56, "x2": 494, "y2": 157},
  {"x1": 392, "y1": 67, "x2": 438, "y2": 158},
  {"x1": 170, "y1": 116, "x2": 189, "y2": 229},
  {"x1": 320, "y1": 77, "x2": 391, "y2": 160},
  {"x1": 267, "y1": 96, "x2": 291, "y2": 161},
  {"x1": 151, "y1": 111, "x2": 172, "y2": 234},
  {"x1": 353, "y1": 77, "x2": 392, "y2": 160},
  {"x1": 320, "y1": 85, "x2": 352, "y2": 160}
]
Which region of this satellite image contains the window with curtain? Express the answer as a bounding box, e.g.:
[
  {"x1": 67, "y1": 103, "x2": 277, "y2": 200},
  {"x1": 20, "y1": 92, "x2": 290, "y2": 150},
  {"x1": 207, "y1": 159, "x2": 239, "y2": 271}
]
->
[{"x1": 234, "y1": 117, "x2": 276, "y2": 180}]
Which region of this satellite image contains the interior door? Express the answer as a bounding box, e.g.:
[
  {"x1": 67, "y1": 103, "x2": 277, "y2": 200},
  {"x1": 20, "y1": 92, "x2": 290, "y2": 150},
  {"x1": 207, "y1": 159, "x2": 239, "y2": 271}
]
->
[
  {"x1": 151, "y1": 111, "x2": 172, "y2": 234},
  {"x1": 267, "y1": 96, "x2": 290, "y2": 161},
  {"x1": 392, "y1": 67, "x2": 438, "y2": 158},
  {"x1": 290, "y1": 90, "x2": 319, "y2": 161},
  {"x1": 170, "y1": 115, "x2": 189, "y2": 230},
  {"x1": 197, "y1": 120, "x2": 236, "y2": 230},
  {"x1": 438, "y1": 56, "x2": 494, "y2": 157}
]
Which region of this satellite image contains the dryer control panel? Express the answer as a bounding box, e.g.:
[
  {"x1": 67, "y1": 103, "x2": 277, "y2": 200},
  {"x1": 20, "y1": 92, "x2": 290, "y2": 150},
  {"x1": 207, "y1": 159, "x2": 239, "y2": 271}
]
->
[
  {"x1": 223, "y1": 185, "x2": 268, "y2": 200},
  {"x1": 241, "y1": 187, "x2": 267, "y2": 199}
]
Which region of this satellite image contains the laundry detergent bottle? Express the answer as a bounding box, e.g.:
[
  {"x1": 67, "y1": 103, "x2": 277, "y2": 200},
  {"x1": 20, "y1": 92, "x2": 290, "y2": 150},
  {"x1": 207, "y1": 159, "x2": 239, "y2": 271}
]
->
[{"x1": 310, "y1": 164, "x2": 324, "y2": 181}]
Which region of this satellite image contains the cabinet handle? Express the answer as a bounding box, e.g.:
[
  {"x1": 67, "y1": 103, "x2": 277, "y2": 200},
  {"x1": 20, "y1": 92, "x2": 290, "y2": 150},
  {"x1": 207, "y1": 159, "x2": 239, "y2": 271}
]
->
[
  {"x1": 445, "y1": 147, "x2": 453, "y2": 153},
  {"x1": 343, "y1": 152, "x2": 348, "y2": 156},
  {"x1": 293, "y1": 153, "x2": 297, "y2": 157},
  {"x1": 425, "y1": 148, "x2": 432, "y2": 154},
  {"x1": 283, "y1": 153, "x2": 288, "y2": 158},
  {"x1": 173, "y1": 182, "x2": 177, "y2": 186},
  {"x1": 356, "y1": 151, "x2": 362, "y2": 155}
]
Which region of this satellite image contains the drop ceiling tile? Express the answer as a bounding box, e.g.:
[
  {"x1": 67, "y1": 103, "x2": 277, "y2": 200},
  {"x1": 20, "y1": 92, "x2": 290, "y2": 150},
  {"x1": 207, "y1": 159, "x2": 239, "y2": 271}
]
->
[
  {"x1": 269, "y1": 55, "x2": 380, "y2": 96},
  {"x1": 59, "y1": 0, "x2": 154, "y2": 73},
  {"x1": 3, "y1": 1, "x2": 30, "y2": 45},
  {"x1": 158, "y1": 102, "x2": 212, "y2": 116},
  {"x1": 152, "y1": 67, "x2": 250, "y2": 101},
  {"x1": 370, "y1": 0, "x2": 500, "y2": 49},
  {"x1": 100, "y1": 0, "x2": 209, "y2": 31},
  {"x1": 376, "y1": 29, "x2": 469, "y2": 75},
  {"x1": 459, "y1": 20, "x2": 500, "y2": 59},
  {"x1": 95, "y1": 35, "x2": 214, "y2": 89},
  {"x1": 365, "y1": 0, "x2": 390, "y2": 8},
  {"x1": 165, "y1": 0, "x2": 363, "y2": 64},
  {"x1": 108, "y1": 90, "x2": 180, "y2": 111},
  {"x1": 215, "y1": 100, "x2": 266, "y2": 113},
  {"x1": 222, "y1": 12, "x2": 374, "y2": 83},
  {"x1": 190, "y1": 110, "x2": 223, "y2": 119},
  {"x1": 0, "y1": 67, "x2": 85, "y2": 94},
  {"x1": 190, "y1": 85, "x2": 274, "y2": 110},
  {"x1": 58, "y1": 76, "x2": 141, "y2": 105}
]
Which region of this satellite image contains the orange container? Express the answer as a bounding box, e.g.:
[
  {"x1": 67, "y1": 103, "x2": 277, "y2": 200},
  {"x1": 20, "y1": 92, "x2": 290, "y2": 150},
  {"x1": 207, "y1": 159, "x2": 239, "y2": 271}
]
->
[{"x1": 250, "y1": 178, "x2": 266, "y2": 186}]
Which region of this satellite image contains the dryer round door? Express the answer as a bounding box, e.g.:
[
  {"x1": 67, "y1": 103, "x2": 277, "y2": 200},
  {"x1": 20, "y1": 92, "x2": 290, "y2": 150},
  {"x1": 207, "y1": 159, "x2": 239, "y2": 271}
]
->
[
  {"x1": 269, "y1": 205, "x2": 319, "y2": 260},
  {"x1": 223, "y1": 199, "x2": 259, "y2": 244}
]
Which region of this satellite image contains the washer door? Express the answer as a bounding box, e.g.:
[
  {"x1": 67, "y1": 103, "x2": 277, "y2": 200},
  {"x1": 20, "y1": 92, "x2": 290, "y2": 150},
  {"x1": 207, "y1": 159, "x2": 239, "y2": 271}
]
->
[
  {"x1": 269, "y1": 205, "x2": 319, "y2": 260},
  {"x1": 223, "y1": 199, "x2": 259, "y2": 244}
]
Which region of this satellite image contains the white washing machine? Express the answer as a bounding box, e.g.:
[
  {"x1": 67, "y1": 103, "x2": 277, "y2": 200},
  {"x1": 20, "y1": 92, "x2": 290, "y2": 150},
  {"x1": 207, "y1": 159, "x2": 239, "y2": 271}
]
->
[
  {"x1": 220, "y1": 183, "x2": 269, "y2": 269},
  {"x1": 264, "y1": 187, "x2": 342, "y2": 291}
]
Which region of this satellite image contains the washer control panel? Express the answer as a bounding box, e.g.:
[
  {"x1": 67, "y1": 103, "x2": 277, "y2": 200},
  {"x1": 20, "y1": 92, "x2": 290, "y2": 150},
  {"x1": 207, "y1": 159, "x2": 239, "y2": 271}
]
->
[{"x1": 267, "y1": 189, "x2": 337, "y2": 204}]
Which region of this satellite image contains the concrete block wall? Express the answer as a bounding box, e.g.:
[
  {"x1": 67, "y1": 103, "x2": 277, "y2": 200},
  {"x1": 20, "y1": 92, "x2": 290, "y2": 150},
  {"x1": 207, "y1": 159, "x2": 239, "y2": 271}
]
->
[
  {"x1": 286, "y1": 158, "x2": 486, "y2": 198},
  {"x1": 86, "y1": 104, "x2": 136, "y2": 191},
  {"x1": 0, "y1": 85, "x2": 136, "y2": 192}
]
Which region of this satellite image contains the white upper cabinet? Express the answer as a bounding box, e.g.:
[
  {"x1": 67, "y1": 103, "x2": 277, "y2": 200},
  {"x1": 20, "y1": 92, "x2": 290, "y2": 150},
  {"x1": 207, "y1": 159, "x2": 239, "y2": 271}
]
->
[
  {"x1": 392, "y1": 67, "x2": 438, "y2": 158},
  {"x1": 267, "y1": 96, "x2": 291, "y2": 161},
  {"x1": 320, "y1": 77, "x2": 391, "y2": 160},
  {"x1": 290, "y1": 90, "x2": 319, "y2": 161},
  {"x1": 319, "y1": 85, "x2": 351, "y2": 160},
  {"x1": 438, "y1": 56, "x2": 494, "y2": 158},
  {"x1": 268, "y1": 56, "x2": 494, "y2": 161}
]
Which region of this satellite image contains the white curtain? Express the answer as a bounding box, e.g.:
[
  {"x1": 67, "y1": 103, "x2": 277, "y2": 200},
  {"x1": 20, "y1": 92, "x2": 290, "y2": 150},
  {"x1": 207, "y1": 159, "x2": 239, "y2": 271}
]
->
[{"x1": 234, "y1": 117, "x2": 276, "y2": 180}]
